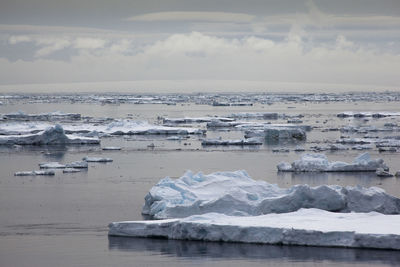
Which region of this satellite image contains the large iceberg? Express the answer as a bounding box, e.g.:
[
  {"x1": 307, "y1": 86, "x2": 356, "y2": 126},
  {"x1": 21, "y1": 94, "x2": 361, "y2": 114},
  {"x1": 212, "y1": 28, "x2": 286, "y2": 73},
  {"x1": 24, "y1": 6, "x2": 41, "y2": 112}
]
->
[
  {"x1": 277, "y1": 153, "x2": 388, "y2": 172},
  {"x1": 142, "y1": 170, "x2": 400, "y2": 219},
  {"x1": 109, "y1": 209, "x2": 400, "y2": 250},
  {"x1": 0, "y1": 125, "x2": 100, "y2": 145}
]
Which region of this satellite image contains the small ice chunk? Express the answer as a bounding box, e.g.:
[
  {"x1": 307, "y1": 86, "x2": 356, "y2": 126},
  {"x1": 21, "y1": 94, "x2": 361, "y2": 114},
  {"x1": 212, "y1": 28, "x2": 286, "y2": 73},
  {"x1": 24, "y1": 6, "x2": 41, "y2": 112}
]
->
[
  {"x1": 15, "y1": 170, "x2": 55, "y2": 176},
  {"x1": 83, "y1": 157, "x2": 113, "y2": 162},
  {"x1": 277, "y1": 152, "x2": 388, "y2": 172},
  {"x1": 102, "y1": 147, "x2": 122, "y2": 150},
  {"x1": 376, "y1": 168, "x2": 394, "y2": 177},
  {"x1": 65, "y1": 161, "x2": 88, "y2": 168},
  {"x1": 39, "y1": 162, "x2": 66, "y2": 169},
  {"x1": 63, "y1": 168, "x2": 82, "y2": 173}
]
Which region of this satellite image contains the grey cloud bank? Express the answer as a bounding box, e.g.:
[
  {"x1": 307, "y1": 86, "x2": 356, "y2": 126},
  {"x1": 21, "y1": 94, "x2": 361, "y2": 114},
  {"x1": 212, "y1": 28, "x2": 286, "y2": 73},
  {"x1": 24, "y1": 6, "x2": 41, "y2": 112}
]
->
[{"x1": 0, "y1": 0, "x2": 399, "y2": 93}]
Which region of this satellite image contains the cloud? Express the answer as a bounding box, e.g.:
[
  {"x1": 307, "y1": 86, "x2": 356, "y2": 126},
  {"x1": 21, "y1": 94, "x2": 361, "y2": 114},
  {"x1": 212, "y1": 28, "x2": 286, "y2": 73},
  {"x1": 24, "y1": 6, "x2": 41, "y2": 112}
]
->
[
  {"x1": 8, "y1": 35, "x2": 31, "y2": 44},
  {"x1": 0, "y1": 31, "x2": 399, "y2": 91},
  {"x1": 126, "y1": 11, "x2": 255, "y2": 23},
  {"x1": 74, "y1": 37, "x2": 106, "y2": 49}
]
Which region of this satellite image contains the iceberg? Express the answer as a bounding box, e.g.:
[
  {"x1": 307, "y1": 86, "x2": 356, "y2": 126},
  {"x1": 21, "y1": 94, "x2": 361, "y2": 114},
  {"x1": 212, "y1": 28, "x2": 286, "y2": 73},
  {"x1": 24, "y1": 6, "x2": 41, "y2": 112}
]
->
[
  {"x1": 65, "y1": 161, "x2": 88, "y2": 168},
  {"x1": 109, "y1": 209, "x2": 400, "y2": 250},
  {"x1": 142, "y1": 170, "x2": 400, "y2": 219},
  {"x1": 0, "y1": 125, "x2": 100, "y2": 145},
  {"x1": 277, "y1": 153, "x2": 388, "y2": 172}
]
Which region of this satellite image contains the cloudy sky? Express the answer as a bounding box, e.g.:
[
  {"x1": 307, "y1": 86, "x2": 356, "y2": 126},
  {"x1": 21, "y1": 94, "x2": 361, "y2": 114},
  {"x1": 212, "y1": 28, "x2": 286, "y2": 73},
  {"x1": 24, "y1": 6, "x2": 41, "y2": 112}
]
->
[{"x1": 0, "y1": 0, "x2": 399, "y2": 92}]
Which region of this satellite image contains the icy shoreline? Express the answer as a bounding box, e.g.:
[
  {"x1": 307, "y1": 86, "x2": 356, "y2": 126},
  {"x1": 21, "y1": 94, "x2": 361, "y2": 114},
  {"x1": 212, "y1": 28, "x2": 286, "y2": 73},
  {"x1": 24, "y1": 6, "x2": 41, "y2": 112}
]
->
[{"x1": 109, "y1": 209, "x2": 400, "y2": 250}]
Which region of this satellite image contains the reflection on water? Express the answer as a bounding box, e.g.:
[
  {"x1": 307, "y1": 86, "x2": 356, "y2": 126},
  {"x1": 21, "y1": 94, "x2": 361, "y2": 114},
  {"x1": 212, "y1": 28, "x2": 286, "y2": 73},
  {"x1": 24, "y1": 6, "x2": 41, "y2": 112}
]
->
[{"x1": 108, "y1": 236, "x2": 400, "y2": 265}]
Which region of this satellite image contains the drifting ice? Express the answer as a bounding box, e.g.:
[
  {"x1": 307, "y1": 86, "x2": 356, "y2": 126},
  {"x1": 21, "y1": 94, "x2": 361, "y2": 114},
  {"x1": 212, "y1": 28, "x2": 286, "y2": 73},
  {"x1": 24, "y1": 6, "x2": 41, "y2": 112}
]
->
[
  {"x1": 277, "y1": 153, "x2": 388, "y2": 172},
  {"x1": 109, "y1": 209, "x2": 400, "y2": 250},
  {"x1": 142, "y1": 170, "x2": 400, "y2": 219},
  {"x1": 83, "y1": 157, "x2": 113, "y2": 162}
]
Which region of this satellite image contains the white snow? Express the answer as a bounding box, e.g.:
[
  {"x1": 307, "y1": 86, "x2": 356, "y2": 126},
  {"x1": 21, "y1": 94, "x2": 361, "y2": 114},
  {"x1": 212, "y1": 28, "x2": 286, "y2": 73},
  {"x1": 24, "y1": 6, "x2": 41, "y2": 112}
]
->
[
  {"x1": 0, "y1": 125, "x2": 100, "y2": 145},
  {"x1": 109, "y1": 208, "x2": 400, "y2": 250},
  {"x1": 83, "y1": 156, "x2": 113, "y2": 162},
  {"x1": 277, "y1": 152, "x2": 388, "y2": 172},
  {"x1": 142, "y1": 170, "x2": 400, "y2": 219}
]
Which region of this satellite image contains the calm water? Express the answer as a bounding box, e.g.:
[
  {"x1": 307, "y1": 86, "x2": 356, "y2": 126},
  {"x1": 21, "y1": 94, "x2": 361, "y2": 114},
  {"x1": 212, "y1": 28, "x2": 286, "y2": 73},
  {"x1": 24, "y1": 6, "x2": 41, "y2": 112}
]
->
[{"x1": 0, "y1": 100, "x2": 400, "y2": 267}]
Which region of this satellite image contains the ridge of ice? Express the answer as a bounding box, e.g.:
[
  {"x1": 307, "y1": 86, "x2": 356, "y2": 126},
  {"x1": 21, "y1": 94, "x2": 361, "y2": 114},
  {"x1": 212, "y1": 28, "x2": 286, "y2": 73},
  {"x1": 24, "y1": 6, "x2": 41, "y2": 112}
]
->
[
  {"x1": 277, "y1": 152, "x2": 388, "y2": 172},
  {"x1": 142, "y1": 170, "x2": 400, "y2": 219}
]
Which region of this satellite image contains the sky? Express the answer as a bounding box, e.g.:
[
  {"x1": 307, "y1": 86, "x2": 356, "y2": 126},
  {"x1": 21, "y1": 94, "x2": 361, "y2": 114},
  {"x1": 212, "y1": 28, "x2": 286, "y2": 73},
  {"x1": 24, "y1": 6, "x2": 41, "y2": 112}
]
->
[{"x1": 0, "y1": 0, "x2": 399, "y2": 93}]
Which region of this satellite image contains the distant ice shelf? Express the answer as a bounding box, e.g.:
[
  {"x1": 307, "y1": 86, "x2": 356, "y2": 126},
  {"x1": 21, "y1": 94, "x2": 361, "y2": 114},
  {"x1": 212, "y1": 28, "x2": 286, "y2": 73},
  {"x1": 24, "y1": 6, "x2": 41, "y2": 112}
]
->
[{"x1": 109, "y1": 208, "x2": 400, "y2": 250}]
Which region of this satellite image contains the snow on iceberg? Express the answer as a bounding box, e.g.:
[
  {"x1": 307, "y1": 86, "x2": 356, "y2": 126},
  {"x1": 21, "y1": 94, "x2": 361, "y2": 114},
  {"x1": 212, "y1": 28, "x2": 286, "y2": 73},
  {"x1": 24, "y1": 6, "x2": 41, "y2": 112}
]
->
[
  {"x1": 109, "y1": 209, "x2": 400, "y2": 250},
  {"x1": 142, "y1": 170, "x2": 400, "y2": 219},
  {"x1": 277, "y1": 152, "x2": 388, "y2": 172},
  {"x1": 0, "y1": 125, "x2": 100, "y2": 145},
  {"x1": 14, "y1": 170, "x2": 55, "y2": 176}
]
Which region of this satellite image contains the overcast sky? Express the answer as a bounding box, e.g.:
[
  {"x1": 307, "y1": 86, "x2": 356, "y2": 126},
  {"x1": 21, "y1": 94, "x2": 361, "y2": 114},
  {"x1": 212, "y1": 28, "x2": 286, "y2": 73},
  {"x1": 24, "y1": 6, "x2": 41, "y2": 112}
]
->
[{"x1": 0, "y1": 0, "x2": 399, "y2": 92}]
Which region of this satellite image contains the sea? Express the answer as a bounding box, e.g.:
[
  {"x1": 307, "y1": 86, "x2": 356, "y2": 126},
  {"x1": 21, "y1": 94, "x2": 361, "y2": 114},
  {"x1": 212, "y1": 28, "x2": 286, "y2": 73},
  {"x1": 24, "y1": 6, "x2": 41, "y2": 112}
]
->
[{"x1": 0, "y1": 91, "x2": 399, "y2": 267}]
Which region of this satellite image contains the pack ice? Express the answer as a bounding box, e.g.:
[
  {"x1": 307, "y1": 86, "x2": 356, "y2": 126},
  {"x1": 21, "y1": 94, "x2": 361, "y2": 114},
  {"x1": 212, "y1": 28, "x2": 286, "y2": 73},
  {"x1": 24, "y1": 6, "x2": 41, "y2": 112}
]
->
[
  {"x1": 142, "y1": 170, "x2": 400, "y2": 219},
  {"x1": 277, "y1": 153, "x2": 388, "y2": 172},
  {"x1": 109, "y1": 209, "x2": 400, "y2": 250},
  {"x1": 0, "y1": 125, "x2": 99, "y2": 145}
]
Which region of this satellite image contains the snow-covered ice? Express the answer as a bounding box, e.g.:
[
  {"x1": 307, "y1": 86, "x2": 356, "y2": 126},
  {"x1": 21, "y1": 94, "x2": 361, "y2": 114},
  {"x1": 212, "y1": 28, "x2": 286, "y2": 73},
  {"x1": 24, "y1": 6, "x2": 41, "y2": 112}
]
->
[
  {"x1": 277, "y1": 153, "x2": 388, "y2": 172},
  {"x1": 163, "y1": 117, "x2": 234, "y2": 124},
  {"x1": 63, "y1": 168, "x2": 82, "y2": 173},
  {"x1": 245, "y1": 127, "x2": 306, "y2": 140},
  {"x1": 142, "y1": 170, "x2": 400, "y2": 219},
  {"x1": 109, "y1": 208, "x2": 400, "y2": 250}
]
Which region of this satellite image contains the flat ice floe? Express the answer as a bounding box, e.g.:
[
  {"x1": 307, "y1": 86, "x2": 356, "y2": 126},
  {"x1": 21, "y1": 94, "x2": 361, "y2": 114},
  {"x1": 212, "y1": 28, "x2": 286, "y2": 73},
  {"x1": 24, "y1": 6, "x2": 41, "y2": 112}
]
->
[
  {"x1": 337, "y1": 111, "x2": 400, "y2": 118},
  {"x1": 3, "y1": 111, "x2": 81, "y2": 121},
  {"x1": 163, "y1": 117, "x2": 234, "y2": 124},
  {"x1": 83, "y1": 156, "x2": 113, "y2": 162},
  {"x1": 142, "y1": 170, "x2": 400, "y2": 219},
  {"x1": 109, "y1": 209, "x2": 400, "y2": 250},
  {"x1": 14, "y1": 170, "x2": 55, "y2": 176},
  {"x1": 277, "y1": 152, "x2": 388, "y2": 172},
  {"x1": 0, "y1": 125, "x2": 100, "y2": 145}
]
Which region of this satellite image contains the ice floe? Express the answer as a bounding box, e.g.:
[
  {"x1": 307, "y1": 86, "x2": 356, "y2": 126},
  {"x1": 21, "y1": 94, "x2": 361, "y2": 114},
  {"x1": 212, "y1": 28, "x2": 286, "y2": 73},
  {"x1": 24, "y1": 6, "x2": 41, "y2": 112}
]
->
[
  {"x1": 102, "y1": 146, "x2": 122, "y2": 150},
  {"x1": 277, "y1": 153, "x2": 388, "y2": 172},
  {"x1": 245, "y1": 127, "x2": 306, "y2": 141},
  {"x1": 142, "y1": 170, "x2": 400, "y2": 219},
  {"x1": 109, "y1": 208, "x2": 400, "y2": 250},
  {"x1": 227, "y1": 112, "x2": 278, "y2": 119},
  {"x1": 0, "y1": 125, "x2": 100, "y2": 145},
  {"x1": 65, "y1": 161, "x2": 88, "y2": 168}
]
